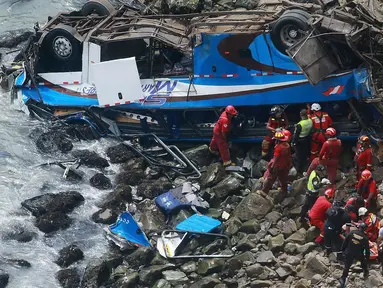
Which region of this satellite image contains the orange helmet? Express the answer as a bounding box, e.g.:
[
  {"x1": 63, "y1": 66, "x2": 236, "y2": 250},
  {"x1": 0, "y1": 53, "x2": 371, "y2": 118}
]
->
[
  {"x1": 225, "y1": 105, "x2": 238, "y2": 116},
  {"x1": 273, "y1": 130, "x2": 289, "y2": 141},
  {"x1": 361, "y1": 169, "x2": 372, "y2": 181},
  {"x1": 359, "y1": 135, "x2": 370, "y2": 145},
  {"x1": 324, "y1": 188, "x2": 335, "y2": 199},
  {"x1": 325, "y1": 127, "x2": 336, "y2": 138}
]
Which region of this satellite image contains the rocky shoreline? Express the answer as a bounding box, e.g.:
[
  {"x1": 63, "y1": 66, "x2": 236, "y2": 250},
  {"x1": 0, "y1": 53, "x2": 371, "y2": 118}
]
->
[{"x1": 0, "y1": 125, "x2": 381, "y2": 288}]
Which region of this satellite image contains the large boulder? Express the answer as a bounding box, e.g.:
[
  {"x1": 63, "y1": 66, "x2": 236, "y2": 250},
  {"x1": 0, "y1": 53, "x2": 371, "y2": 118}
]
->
[
  {"x1": 121, "y1": 157, "x2": 147, "y2": 172},
  {"x1": 290, "y1": 177, "x2": 307, "y2": 197},
  {"x1": 56, "y1": 268, "x2": 81, "y2": 288},
  {"x1": 251, "y1": 159, "x2": 269, "y2": 179},
  {"x1": 138, "y1": 264, "x2": 174, "y2": 285},
  {"x1": 0, "y1": 29, "x2": 33, "y2": 48},
  {"x1": 72, "y1": 150, "x2": 109, "y2": 168},
  {"x1": 0, "y1": 270, "x2": 9, "y2": 288},
  {"x1": 92, "y1": 208, "x2": 118, "y2": 225},
  {"x1": 210, "y1": 175, "x2": 243, "y2": 199},
  {"x1": 102, "y1": 184, "x2": 132, "y2": 210},
  {"x1": 297, "y1": 254, "x2": 328, "y2": 279},
  {"x1": 36, "y1": 212, "x2": 72, "y2": 233},
  {"x1": 233, "y1": 191, "x2": 274, "y2": 221},
  {"x1": 136, "y1": 199, "x2": 166, "y2": 233},
  {"x1": 36, "y1": 131, "x2": 73, "y2": 154},
  {"x1": 106, "y1": 144, "x2": 136, "y2": 164},
  {"x1": 124, "y1": 247, "x2": 154, "y2": 269},
  {"x1": 81, "y1": 259, "x2": 111, "y2": 288},
  {"x1": 2, "y1": 226, "x2": 37, "y2": 243},
  {"x1": 21, "y1": 191, "x2": 84, "y2": 217},
  {"x1": 115, "y1": 170, "x2": 144, "y2": 186},
  {"x1": 137, "y1": 178, "x2": 172, "y2": 199},
  {"x1": 56, "y1": 244, "x2": 84, "y2": 268},
  {"x1": 183, "y1": 145, "x2": 212, "y2": 168},
  {"x1": 90, "y1": 173, "x2": 112, "y2": 190},
  {"x1": 201, "y1": 163, "x2": 226, "y2": 188}
]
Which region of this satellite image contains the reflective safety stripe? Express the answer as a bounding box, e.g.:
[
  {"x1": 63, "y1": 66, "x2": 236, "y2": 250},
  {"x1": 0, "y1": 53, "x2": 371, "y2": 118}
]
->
[{"x1": 299, "y1": 119, "x2": 313, "y2": 138}]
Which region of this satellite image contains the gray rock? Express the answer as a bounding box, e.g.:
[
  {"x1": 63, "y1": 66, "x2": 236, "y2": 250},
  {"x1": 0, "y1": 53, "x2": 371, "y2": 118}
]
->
[
  {"x1": 268, "y1": 189, "x2": 286, "y2": 204},
  {"x1": 286, "y1": 228, "x2": 307, "y2": 245},
  {"x1": 251, "y1": 159, "x2": 268, "y2": 179},
  {"x1": 310, "y1": 274, "x2": 321, "y2": 284},
  {"x1": 36, "y1": 212, "x2": 72, "y2": 233},
  {"x1": 190, "y1": 277, "x2": 221, "y2": 288},
  {"x1": 201, "y1": 163, "x2": 226, "y2": 188},
  {"x1": 139, "y1": 264, "x2": 174, "y2": 285},
  {"x1": 122, "y1": 157, "x2": 147, "y2": 171},
  {"x1": 265, "y1": 211, "x2": 282, "y2": 224},
  {"x1": 256, "y1": 251, "x2": 276, "y2": 264},
  {"x1": 110, "y1": 265, "x2": 129, "y2": 281},
  {"x1": 233, "y1": 251, "x2": 256, "y2": 263},
  {"x1": 137, "y1": 199, "x2": 166, "y2": 233},
  {"x1": 72, "y1": 150, "x2": 109, "y2": 168},
  {"x1": 233, "y1": 191, "x2": 274, "y2": 221},
  {"x1": 153, "y1": 279, "x2": 172, "y2": 288},
  {"x1": 168, "y1": 0, "x2": 201, "y2": 14},
  {"x1": 296, "y1": 243, "x2": 316, "y2": 255},
  {"x1": 293, "y1": 279, "x2": 311, "y2": 288},
  {"x1": 92, "y1": 208, "x2": 118, "y2": 225},
  {"x1": 0, "y1": 29, "x2": 33, "y2": 48},
  {"x1": 90, "y1": 173, "x2": 112, "y2": 190},
  {"x1": 22, "y1": 191, "x2": 84, "y2": 217},
  {"x1": 275, "y1": 267, "x2": 291, "y2": 279},
  {"x1": 297, "y1": 255, "x2": 328, "y2": 279},
  {"x1": 115, "y1": 170, "x2": 144, "y2": 186},
  {"x1": 286, "y1": 255, "x2": 302, "y2": 266},
  {"x1": 225, "y1": 258, "x2": 243, "y2": 277},
  {"x1": 280, "y1": 219, "x2": 297, "y2": 237},
  {"x1": 236, "y1": 234, "x2": 257, "y2": 251},
  {"x1": 290, "y1": 178, "x2": 307, "y2": 197},
  {"x1": 366, "y1": 270, "x2": 383, "y2": 288},
  {"x1": 137, "y1": 178, "x2": 172, "y2": 199},
  {"x1": 245, "y1": 263, "x2": 264, "y2": 278},
  {"x1": 284, "y1": 243, "x2": 298, "y2": 254},
  {"x1": 239, "y1": 219, "x2": 260, "y2": 234},
  {"x1": 36, "y1": 131, "x2": 73, "y2": 154},
  {"x1": 211, "y1": 176, "x2": 242, "y2": 199},
  {"x1": 56, "y1": 268, "x2": 80, "y2": 288},
  {"x1": 197, "y1": 259, "x2": 225, "y2": 275},
  {"x1": 183, "y1": 145, "x2": 212, "y2": 168},
  {"x1": 305, "y1": 226, "x2": 318, "y2": 243},
  {"x1": 214, "y1": 284, "x2": 228, "y2": 288},
  {"x1": 102, "y1": 184, "x2": 132, "y2": 210},
  {"x1": 106, "y1": 143, "x2": 135, "y2": 164},
  {"x1": 111, "y1": 272, "x2": 139, "y2": 288},
  {"x1": 180, "y1": 262, "x2": 197, "y2": 274},
  {"x1": 224, "y1": 217, "x2": 242, "y2": 235},
  {"x1": 250, "y1": 280, "x2": 273, "y2": 288},
  {"x1": 124, "y1": 247, "x2": 154, "y2": 269},
  {"x1": 268, "y1": 234, "x2": 285, "y2": 252},
  {"x1": 56, "y1": 244, "x2": 84, "y2": 268},
  {"x1": 162, "y1": 270, "x2": 188, "y2": 285},
  {"x1": 2, "y1": 226, "x2": 36, "y2": 243},
  {"x1": 1, "y1": 258, "x2": 30, "y2": 268},
  {"x1": 80, "y1": 259, "x2": 111, "y2": 288}
]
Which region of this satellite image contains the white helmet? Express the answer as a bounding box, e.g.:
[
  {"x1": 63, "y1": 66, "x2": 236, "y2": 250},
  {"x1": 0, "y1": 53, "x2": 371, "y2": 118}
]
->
[
  {"x1": 311, "y1": 103, "x2": 321, "y2": 111},
  {"x1": 358, "y1": 207, "x2": 368, "y2": 216}
]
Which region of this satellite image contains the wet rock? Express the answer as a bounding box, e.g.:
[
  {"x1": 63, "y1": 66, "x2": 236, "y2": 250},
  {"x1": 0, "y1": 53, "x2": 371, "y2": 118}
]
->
[
  {"x1": 293, "y1": 279, "x2": 311, "y2": 288},
  {"x1": 36, "y1": 131, "x2": 73, "y2": 154},
  {"x1": 190, "y1": 276, "x2": 221, "y2": 288},
  {"x1": 201, "y1": 163, "x2": 226, "y2": 188},
  {"x1": 124, "y1": 247, "x2": 154, "y2": 269},
  {"x1": 286, "y1": 228, "x2": 307, "y2": 245},
  {"x1": 137, "y1": 178, "x2": 172, "y2": 199},
  {"x1": 250, "y1": 280, "x2": 273, "y2": 287},
  {"x1": 211, "y1": 176, "x2": 243, "y2": 199},
  {"x1": 122, "y1": 157, "x2": 147, "y2": 172},
  {"x1": 106, "y1": 144, "x2": 135, "y2": 164},
  {"x1": 56, "y1": 244, "x2": 84, "y2": 268},
  {"x1": 90, "y1": 173, "x2": 112, "y2": 190},
  {"x1": 111, "y1": 272, "x2": 139, "y2": 288},
  {"x1": 92, "y1": 208, "x2": 118, "y2": 224},
  {"x1": 137, "y1": 199, "x2": 166, "y2": 232},
  {"x1": 268, "y1": 234, "x2": 285, "y2": 252},
  {"x1": 256, "y1": 251, "x2": 276, "y2": 264},
  {"x1": 81, "y1": 259, "x2": 111, "y2": 288},
  {"x1": 3, "y1": 227, "x2": 36, "y2": 243},
  {"x1": 102, "y1": 184, "x2": 132, "y2": 209},
  {"x1": 138, "y1": 264, "x2": 174, "y2": 285},
  {"x1": 153, "y1": 279, "x2": 172, "y2": 288},
  {"x1": 0, "y1": 271, "x2": 8, "y2": 288},
  {"x1": 0, "y1": 29, "x2": 33, "y2": 48},
  {"x1": 233, "y1": 191, "x2": 273, "y2": 221},
  {"x1": 2, "y1": 258, "x2": 31, "y2": 268},
  {"x1": 183, "y1": 145, "x2": 212, "y2": 167},
  {"x1": 110, "y1": 265, "x2": 129, "y2": 281},
  {"x1": 115, "y1": 170, "x2": 144, "y2": 186},
  {"x1": 224, "y1": 217, "x2": 242, "y2": 235},
  {"x1": 72, "y1": 150, "x2": 109, "y2": 168},
  {"x1": 251, "y1": 159, "x2": 268, "y2": 179},
  {"x1": 36, "y1": 212, "x2": 72, "y2": 233},
  {"x1": 197, "y1": 259, "x2": 225, "y2": 275},
  {"x1": 22, "y1": 191, "x2": 84, "y2": 217},
  {"x1": 239, "y1": 219, "x2": 260, "y2": 234},
  {"x1": 56, "y1": 268, "x2": 81, "y2": 288},
  {"x1": 162, "y1": 270, "x2": 188, "y2": 285}
]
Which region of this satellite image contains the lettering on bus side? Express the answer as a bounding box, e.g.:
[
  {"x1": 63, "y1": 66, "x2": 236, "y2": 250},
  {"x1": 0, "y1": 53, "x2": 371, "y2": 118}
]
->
[
  {"x1": 142, "y1": 80, "x2": 178, "y2": 106},
  {"x1": 82, "y1": 86, "x2": 97, "y2": 94}
]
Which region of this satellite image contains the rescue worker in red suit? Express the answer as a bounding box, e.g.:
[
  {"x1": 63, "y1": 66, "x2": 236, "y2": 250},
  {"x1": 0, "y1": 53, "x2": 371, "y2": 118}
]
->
[
  {"x1": 262, "y1": 106, "x2": 288, "y2": 158},
  {"x1": 345, "y1": 195, "x2": 365, "y2": 221},
  {"x1": 354, "y1": 135, "x2": 373, "y2": 181},
  {"x1": 309, "y1": 188, "x2": 334, "y2": 244},
  {"x1": 209, "y1": 105, "x2": 238, "y2": 166},
  {"x1": 308, "y1": 103, "x2": 333, "y2": 161},
  {"x1": 357, "y1": 170, "x2": 378, "y2": 211},
  {"x1": 262, "y1": 129, "x2": 292, "y2": 194},
  {"x1": 319, "y1": 127, "x2": 342, "y2": 184},
  {"x1": 358, "y1": 207, "x2": 381, "y2": 242}
]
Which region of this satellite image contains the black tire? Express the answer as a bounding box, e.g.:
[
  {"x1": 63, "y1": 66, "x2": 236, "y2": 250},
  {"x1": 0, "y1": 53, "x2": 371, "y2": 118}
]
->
[
  {"x1": 81, "y1": 0, "x2": 115, "y2": 16},
  {"x1": 270, "y1": 9, "x2": 311, "y2": 54}
]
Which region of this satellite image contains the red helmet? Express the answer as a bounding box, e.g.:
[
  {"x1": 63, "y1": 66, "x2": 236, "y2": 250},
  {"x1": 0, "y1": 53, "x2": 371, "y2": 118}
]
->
[
  {"x1": 361, "y1": 169, "x2": 372, "y2": 181},
  {"x1": 325, "y1": 127, "x2": 336, "y2": 137},
  {"x1": 359, "y1": 135, "x2": 370, "y2": 145},
  {"x1": 324, "y1": 188, "x2": 335, "y2": 199},
  {"x1": 225, "y1": 105, "x2": 238, "y2": 116},
  {"x1": 273, "y1": 130, "x2": 289, "y2": 141},
  {"x1": 283, "y1": 129, "x2": 292, "y2": 142}
]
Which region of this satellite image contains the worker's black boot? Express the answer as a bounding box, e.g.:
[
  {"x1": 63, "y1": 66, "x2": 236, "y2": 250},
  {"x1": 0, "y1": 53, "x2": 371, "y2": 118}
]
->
[
  {"x1": 363, "y1": 269, "x2": 369, "y2": 279},
  {"x1": 338, "y1": 277, "x2": 346, "y2": 288}
]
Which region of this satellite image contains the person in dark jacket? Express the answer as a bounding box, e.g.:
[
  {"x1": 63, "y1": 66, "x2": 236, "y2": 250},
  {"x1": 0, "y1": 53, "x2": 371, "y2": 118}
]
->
[
  {"x1": 339, "y1": 223, "x2": 370, "y2": 288},
  {"x1": 324, "y1": 201, "x2": 352, "y2": 255}
]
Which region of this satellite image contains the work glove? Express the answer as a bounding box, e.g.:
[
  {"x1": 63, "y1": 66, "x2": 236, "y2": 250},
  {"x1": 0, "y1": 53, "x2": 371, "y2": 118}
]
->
[{"x1": 321, "y1": 178, "x2": 331, "y2": 185}]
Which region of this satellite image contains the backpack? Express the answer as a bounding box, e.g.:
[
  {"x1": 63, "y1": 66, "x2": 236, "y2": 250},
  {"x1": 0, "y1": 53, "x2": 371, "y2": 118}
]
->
[{"x1": 326, "y1": 205, "x2": 344, "y2": 223}]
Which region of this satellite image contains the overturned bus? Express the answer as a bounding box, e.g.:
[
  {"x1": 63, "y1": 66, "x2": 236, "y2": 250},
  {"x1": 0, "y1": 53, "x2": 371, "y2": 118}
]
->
[{"x1": 2, "y1": 0, "x2": 383, "y2": 142}]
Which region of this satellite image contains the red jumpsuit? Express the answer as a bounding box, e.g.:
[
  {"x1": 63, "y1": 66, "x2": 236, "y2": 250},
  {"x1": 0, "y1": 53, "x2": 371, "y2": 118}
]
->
[
  {"x1": 345, "y1": 197, "x2": 364, "y2": 221},
  {"x1": 319, "y1": 138, "x2": 342, "y2": 184},
  {"x1": 309, "y1": 195, "x2": 332, "y2": 243},
  {"x1": 262, "y1": 142, "x2": 292, "y2": 194},
  {"x1": 209, "y1": 112, "x2": 232, "y2": 165},
  {"x1": 309, "y1": 111, "x2": 333, "y2": 161},
  {"x1": 355, "y1": 146, "x2": 372, "y2": 181},
  {"x1": 363, "y1": 213, "x2": 380, "y2": 242},
  {"x1": 262, "y1": 114, "x2": 288, "y2": 157},
  {"x1": 357, "y1": 178, "x2": 377, "y2": 208}
]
